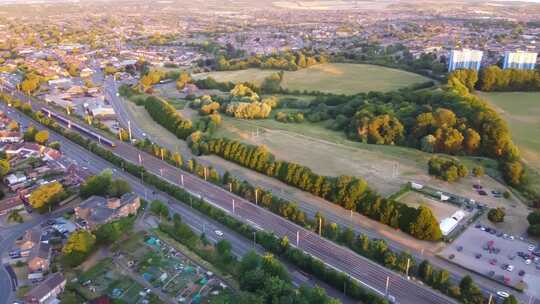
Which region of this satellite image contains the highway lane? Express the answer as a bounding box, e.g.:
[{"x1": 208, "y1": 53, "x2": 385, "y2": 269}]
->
[
  {"x1": 98, "y1": 80, "x2": 534, "y2": 302},
  {"x1": 104, "y1": 77, "x2": 146, "y2": 140},
  {"x1": 1, "y1": 107, "x2": 353, "y2": 304},
  {"x1": 14, "y1": 102, "x2": 459, "y2": 304}
]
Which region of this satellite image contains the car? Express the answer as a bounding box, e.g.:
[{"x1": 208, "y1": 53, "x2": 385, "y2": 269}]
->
[
  {"x1": 475, "y1": 224, "x2": 482, "y2": 229},
  {"x1": 488, "y1": 270, "x2": 495, "y2": 277},
  {"x1": 528, "y1": 244, "x2": 536, "y2": 251},
  {"x1": 478, "y1": 190, "x2": 488, "y2": 196},
  {"x1": 449, "y1": 254, "x2": 455, "y2": 260},
  {"x1": 497, "y1": 232, "x2": 503, "y2": 237},
  {"x1": 214, "y1": 230, "x2": 224, "y2": 237},
  {"x1": 503, "y1": 234, "x2": 508, "y2": 239},
  {"x1": 494, "y1": 194, "x2": 502, "y2": 198},
  {"x1": 506, "y1": 265, "x2": 514, "y2": 272},
  {"x1": 508, "y1": 254, "x2": 516, "y2": 260},
  {"x1": 457, "y1": 246, "x2": 463, "y2": 252},
  {"x1": 481, "y1": 227, "x2": 486, "y2": 231},
  {"x1": 475, "y1": 253, "x2": 482, "y2": 259},
  {"x1": 509, "y1": 236, "x2": 515, "y2": 240},
  {"x1": 525, "y1": 259, "x2": 532, "y2": 265},
  {"x1": 489, "y1": 259, "x2": 497, "y2": 265},
  {"x1": 497, "y1": 291, "x2": 510, "y2": 298},
  {"x1": 519, "y1": 270, "x2": 526, "y2": 276},
  {"x1": 473, "y1": 184, "x2": 483, "y2": 189}
]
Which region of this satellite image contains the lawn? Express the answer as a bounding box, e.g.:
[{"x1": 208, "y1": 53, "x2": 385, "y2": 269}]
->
[
  {"x1": 193, "y1": 63, "x2": 432, "y2": 94},
  {"x1": 479, "y1": 92, "x2": 540, "y2": 195}
]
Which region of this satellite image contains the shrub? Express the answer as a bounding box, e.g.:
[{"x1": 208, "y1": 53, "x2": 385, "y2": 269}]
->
[{"x1": 487, "y1": 208, "x2": 505, "y2": 223}]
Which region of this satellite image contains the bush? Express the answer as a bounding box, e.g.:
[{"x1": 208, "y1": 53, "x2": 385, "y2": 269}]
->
[
  {"x1": 428, "y1": 157, "x2": 468, "y2": 182},
  {"x1": 487, "y1": 208, "x2": 505, "y2": 223},
  {"x1": 472, "y1": 166, "x2": 484, "y2": 177}
]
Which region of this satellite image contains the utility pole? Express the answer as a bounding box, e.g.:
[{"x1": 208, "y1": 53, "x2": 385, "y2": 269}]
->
[
  {"x1": 180, "y1": 174, "x2": 184, "y2": 187},
  {"x1": 255, "y1": 189, "x2": 258, "y2": 205},
  {"x1": 160, "y1": 148, "x2": 164, "y2": 161},
  {"x1": 405, "y1": 258, "x2": 410, "y2": 279},
  {"x1": 487, "y1": 294, "x2": 492, "y2": 304},
  {"x1": 318, "y1": 217, "x2": 322, "y2": 236},
  {"x1": 229, "y1": 183, "x2": 232, "y2": 192},
  {"x1": 296, "y1": 231, "x2": 299, "y2": 247},
  {"x1": 127, "y1": 120, "x2": 132, "y2": 142},
  {"x1": 232, "y1": 199, "x2": 235, "y2": 214},
  {"x1": 204, "y1": 167, "x2": 207, "y2": 181},
  {"x1": 252, "y1": 231, "x2": 256, "y2": 248},
  {"x1": 385, "y1": 276, "x2": 390, "y2": 297},
  {"x1": 159, "y1": 168, "x2": 163, "y2": 177}
]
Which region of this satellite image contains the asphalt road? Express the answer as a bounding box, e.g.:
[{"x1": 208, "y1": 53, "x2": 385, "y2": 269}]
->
[
  {"x1": 0, "y1": 105, "x2": 353, "y2": 304},
  {"x1": 11, "y1": 101, "x2": 462, "y2": 304}
]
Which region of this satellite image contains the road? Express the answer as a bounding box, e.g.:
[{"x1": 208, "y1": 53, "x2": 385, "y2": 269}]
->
[
  {"x1": 100, "y1": 81, "x2": 536, "y2": 303},
  {"x1": 9, "y1": 100, "x2": 462, "y2": 304},
  {"x1": 105, "y1": 77, "x2": 146, "y2": 140},
  {"x1": 0, "y1": 105, "x2": 352, "y2": 304}
]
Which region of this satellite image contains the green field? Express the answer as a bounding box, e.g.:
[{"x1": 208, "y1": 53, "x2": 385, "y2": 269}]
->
[
  {"x1": 193, "y1": 63, "x2": 432, "y2": 94},
  {"x1": 480, "y1": 92, "x2": 540, "y2": 195}
]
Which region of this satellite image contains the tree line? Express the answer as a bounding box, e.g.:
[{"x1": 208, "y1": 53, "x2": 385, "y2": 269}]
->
[
  {"x1": 216, "y1": 50, "x2": 329, "y2": 71},
  {"x1": 190, "y1": 137, "x2": 442, "y2": 241}
]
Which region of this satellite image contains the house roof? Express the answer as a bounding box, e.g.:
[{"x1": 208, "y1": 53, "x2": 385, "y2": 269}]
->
[{"x1": 25, "y1": 272, "x2": 65, "y2": 302}]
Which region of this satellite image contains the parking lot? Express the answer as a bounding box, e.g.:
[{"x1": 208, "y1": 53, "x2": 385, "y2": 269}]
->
[{"x1": 440, "y1": 222, "x2": 540, "y2": 295}]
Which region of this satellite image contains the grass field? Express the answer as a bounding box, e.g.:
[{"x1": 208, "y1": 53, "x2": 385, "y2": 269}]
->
[
  {"x1": 193, "y1": 63, "x2": 431, "y2": 94},
  {"x1": 479, "y1": 92, "x2": 540, "y2": 196}
]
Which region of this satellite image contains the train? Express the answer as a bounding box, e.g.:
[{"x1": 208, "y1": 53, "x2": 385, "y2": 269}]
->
[{"x1": 41, "y1": 107, "x2": 116, "y2": 148}]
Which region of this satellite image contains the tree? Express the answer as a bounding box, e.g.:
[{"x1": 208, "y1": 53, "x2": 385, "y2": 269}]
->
[
  {"x1": 176, "y1": 71, "x2": 191, "y2": 90},
  {"x1": 216, "y1": 239, "x2": 234, "y2": 263},
  {"x1": 503, "y1": 295, "x2": 518, "y2": 304},
  {"x1": 528, "y1": 224, "x2": 540, "y2": 237},
  {"x1": 23, "y1": 125, "x2": 38, "y2": 142},
  {"x1": 488, "y1": 208, "x2": 505, "y2": 223},
  {"x1": 0, "y1": 159, "x2": 10, "y2": 177},
  {"x1": 95, "y1": 217, "x2": 134, "y2": 244},
  {"x1": 472, "y1": 166, "x2": 484, "y2": 177},
  {"x1": 49, "y1": 141, "x2": 61, "y2": 150},
  {"x1": 409, "y1": 206, "x2": 442, "y2": 241},
  {"x1": 28, "y1": 181, "x2": 65, "y2": 211},
  {"x1": 107, "y1": 179, "x2": 132, "y2": 197},
  {"x1": 80, "y1": 170, "x2": 113, "y2": 198},
  {"x1": 34, "y1": 130, "x2": 49, "y2": 144},
  {"x1": 62, "y1": 230, "x2": 96, "y2": 267},
  {"x1": 459, "y1": 275, "x2": 484, "y2": 304},
  {"x1": 503, "y1": 161, "x2": 523, "y2": 186},
  {"x1": 7, "y1": 209, "x2": 23, "y2": 223},
  {"x1": 528, "y1": 210, "x2": 540, "y2": 225},
  {"x1": 150, "y1": 200, "x2": 169, "y2": 219}
]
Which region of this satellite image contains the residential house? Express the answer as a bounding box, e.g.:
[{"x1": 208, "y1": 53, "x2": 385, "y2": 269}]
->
[
  {"x1": 27, "y1": 241, "x2": 51, "y2": 277},
  {"x1": 24, "y1": 272, "x2": 66, "y2": 304},
  {"x1": 0, "y1": 130, "x2": 22, "y2": 143},
  {"x1": 0, "y1": 196, "x2": 24, "y2": 215},
  {"x1": 75, "y1": 192, "x2": 140, "y2": 229}
]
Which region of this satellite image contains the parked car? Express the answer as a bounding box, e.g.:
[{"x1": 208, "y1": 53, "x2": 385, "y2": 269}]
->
[
  {"x1": 457, "y1": 246, "x2": 463, "y2": 252},
  {"x1": 528, "y1": 244, "x2": 536, "y2": 251},
  {"x1": 489, "y1": 259, "x2": 497, "y2": 265},
  {"x1": 473, "y1": 184, "x2": 483, "y2": 189},
  {"x1": 449, "y1": 254, "x2": 455, "y2": 260},
  {"x1": 476, "y1": 253, "x2": 482, "y2": 259},
  {"x1": 214, "y1": 230, "x2": 224, "y2": 237},
  {"x1": 478, "y1": 190, "x2": 488, "y2": 196},
  {"x1": 506, "y1": 265, "x2": 514, "y2": 272}
]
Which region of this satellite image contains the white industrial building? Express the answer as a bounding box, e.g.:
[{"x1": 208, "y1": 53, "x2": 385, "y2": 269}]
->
[
  {"x1": 503, "y1": 51, "x2": 537, "y2": 70},
  {"x1": 448, "y1": 49, "x2": 484, "y2": 72},
  {"x1": 439, "y1": 210, "x2": 466, "y2": 236}
]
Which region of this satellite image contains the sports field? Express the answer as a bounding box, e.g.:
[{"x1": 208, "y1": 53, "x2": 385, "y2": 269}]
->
[
  {"x1": 193, "y1": 63, "x2": 431, "y2": 94},
  {"x1": 479, "y1": 92, "x2": 540, "y2": 195}
]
